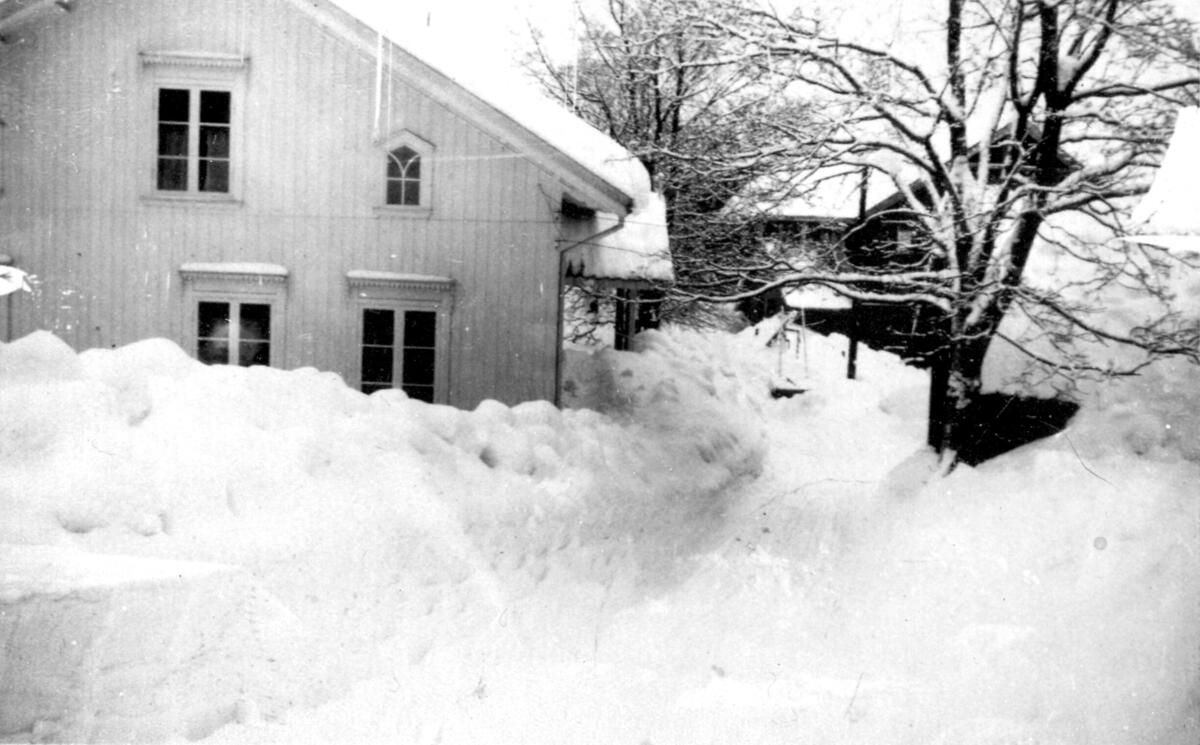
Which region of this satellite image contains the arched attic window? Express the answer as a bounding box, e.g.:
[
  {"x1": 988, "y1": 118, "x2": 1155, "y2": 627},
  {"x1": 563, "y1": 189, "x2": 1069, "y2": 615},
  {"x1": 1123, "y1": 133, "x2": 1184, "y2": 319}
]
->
[
  {"x1": 387, "y1": 146, "x2": 420, "y2": 205},
  {"x1": 381, "y1": 131, "x2": 434, "y2": 212}
]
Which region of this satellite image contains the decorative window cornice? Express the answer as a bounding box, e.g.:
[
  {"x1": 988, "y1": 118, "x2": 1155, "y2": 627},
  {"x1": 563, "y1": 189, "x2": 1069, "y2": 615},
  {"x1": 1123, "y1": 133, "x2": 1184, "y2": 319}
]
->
[
  {"x1": 140, "y1": 51, "x2": 249, "y2": 70},
  {"x1": 346, "y1": 271, "x2": 454, "y2": 294},
  {"x1": 378, "y1": 128, "x2": 435, "y2": 153},
  {"x1": 181, "y1": 262, "x2": 288, "y2": 285}
]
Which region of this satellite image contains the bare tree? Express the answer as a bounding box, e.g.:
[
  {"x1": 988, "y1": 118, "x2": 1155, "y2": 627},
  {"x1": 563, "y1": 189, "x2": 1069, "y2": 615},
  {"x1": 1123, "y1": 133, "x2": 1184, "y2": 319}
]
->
[
  {"x1": 524, "y1": 0, "x2": 813, "y2": 324},
  {"x1": 688, "y1": 0, "x2": 1200, "y2": 468}
]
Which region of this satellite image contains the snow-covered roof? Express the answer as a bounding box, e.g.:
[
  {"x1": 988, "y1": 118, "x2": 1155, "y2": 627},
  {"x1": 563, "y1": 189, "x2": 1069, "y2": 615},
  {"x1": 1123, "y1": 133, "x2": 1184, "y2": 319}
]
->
[
  {"x1": 0, "y1": 0, "x2": 671, "y2": 283},
  {"x1": 784, "y1": 285, "x2": 852, "y2": 310},
  {"x1": 322, "y1": 0, "x2": 652, "y2": 213},
  {"x1": 735, "y1": 168, "x2": 865, "y2": 220},
  {"x1": 730, "y1": 166, "x2": 907, "y2": 222},
  {"x1": 563, "y1": 192, "x2": 673, "y2": 283},
  {"x1": 319, "y1": 0, "x2": 671, "y2": 281},
  {"x1": 1129, "y1": 107, "x2": 1200, "y2": 248}
]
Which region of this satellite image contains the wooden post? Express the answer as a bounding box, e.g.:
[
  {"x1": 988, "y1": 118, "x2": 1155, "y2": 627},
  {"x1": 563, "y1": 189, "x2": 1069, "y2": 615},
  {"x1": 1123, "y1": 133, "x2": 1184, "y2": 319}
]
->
[
  {"x1": 613, "y1": 287, "x2": 632, "y2": 351},
  {"x1": 846, "y1": 299, "x2": 858, "y2": 379},
  {"x1": 926, "y1": 356, "x2": 949, "y2": 450}
]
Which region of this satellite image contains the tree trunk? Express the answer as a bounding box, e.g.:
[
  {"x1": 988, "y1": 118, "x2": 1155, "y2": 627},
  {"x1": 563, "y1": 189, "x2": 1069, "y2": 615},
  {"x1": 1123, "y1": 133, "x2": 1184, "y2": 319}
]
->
[{"x1": 931, "y1": 332, "x2": 991, "y2": 470}]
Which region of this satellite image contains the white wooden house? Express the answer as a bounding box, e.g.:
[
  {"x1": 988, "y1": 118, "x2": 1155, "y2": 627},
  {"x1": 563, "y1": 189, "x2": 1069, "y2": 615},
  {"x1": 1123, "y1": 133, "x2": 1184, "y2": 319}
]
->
[{"x1": 0, "y1": 0, "x2": 669, "y2": 407}]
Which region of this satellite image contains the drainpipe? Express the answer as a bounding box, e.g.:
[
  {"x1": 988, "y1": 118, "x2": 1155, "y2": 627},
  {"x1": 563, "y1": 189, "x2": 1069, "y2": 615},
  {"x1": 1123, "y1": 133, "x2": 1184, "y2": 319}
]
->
[
  {"x1": 553, "y1": 214, "x2": 627, "y2": 406},
  {"x1": 0, "y1": 254, "x2": 16, "y2": 342},
  {"x1": 372, "y1": 30, "x2": 384, "y2": 142}
]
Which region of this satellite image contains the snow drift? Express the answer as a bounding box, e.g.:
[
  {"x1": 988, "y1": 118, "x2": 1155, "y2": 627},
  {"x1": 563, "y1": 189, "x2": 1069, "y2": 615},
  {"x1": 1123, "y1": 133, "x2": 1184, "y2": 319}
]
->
[{"x1": 0, "y1": 322, "x2": 1196, "y2": 744}]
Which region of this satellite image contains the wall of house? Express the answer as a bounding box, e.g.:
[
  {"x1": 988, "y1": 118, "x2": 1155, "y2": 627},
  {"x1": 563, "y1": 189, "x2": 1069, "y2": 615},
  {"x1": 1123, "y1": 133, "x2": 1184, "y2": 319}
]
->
[{"x1": 0, "y1": 0, "x2": 567, "y2": 408}]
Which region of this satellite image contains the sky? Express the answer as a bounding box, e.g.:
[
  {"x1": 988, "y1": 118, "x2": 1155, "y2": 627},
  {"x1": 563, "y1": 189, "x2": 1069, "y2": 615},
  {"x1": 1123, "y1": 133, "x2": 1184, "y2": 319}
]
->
[
  {"x1": 332, "y1": 0, "x2": 580, "y2": 67},
  {"x1": 331, "y1": 0, "x2": 1200, "y2": 83}
]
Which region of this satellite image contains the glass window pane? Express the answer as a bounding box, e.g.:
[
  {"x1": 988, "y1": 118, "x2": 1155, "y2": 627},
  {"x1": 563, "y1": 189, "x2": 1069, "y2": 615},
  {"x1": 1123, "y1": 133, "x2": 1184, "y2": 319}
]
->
[
  {"x1": 238, "y1": 304, "x2": 271, "y2": 341},
  {"x1": 362, "y1": 308, "x2": 394, "y2": 346},
  {"x1": 386, "y1": 151, "x2": 404, "y2": 179},
  {"x1": 158, "y1": 124, "x2": 188, "y2": 156},
  {"x1": 386, "y1": 180, "x2": 405, "y2": 205},
  {"x1": 197, "y1": 340, "x2": 229, "y2": 365},
  {"x1": 401, "y1": 180, "x2": 420, "y2": 206},
  {"x1": 200, "y1": 90, "x2": 231, "y2": 124},
  {"x1": 401, "y1": 384, "x2": 435, "y2": 403},
  {"x1": 405, "y1": 154, "x2": 420, "y2": 179},
  {"x1": 389, "y1": 146, "x2": 417, "y2": 173},
  {"x1": 238, "y1": 341, "x2": 270, "y2": 367},
  {"x1": 404, "y1": 311, "x2": 437, "y2": 348},
  {"x1": 198, "y1": 302, "x2": 230, "y2": 339},
  {"x1": 157, "y1": 158, "x2": 187, "y2": 191},
  {"x1": 402, "y1": 348, "x2": 435, "y2": 386},
  {"x1": 199, "y1": 160, "x2": 230, "y2": 193},
  {"x1": 362, "y1": 382, "x2": 391, "y2": 395},
  {"x1": 158, "y1": 89, "x2": 190, "y2": 122},
  {"x1": 361, "y1": 347, "x2": 394, "y2": 385},
  {"x1": 200, "y1": 126, "x2": 230, "y2": 158}
]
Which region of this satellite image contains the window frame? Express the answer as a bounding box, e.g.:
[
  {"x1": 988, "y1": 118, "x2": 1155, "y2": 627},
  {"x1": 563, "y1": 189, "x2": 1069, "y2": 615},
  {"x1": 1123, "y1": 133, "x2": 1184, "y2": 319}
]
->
[
  {"x1": 195, "y1": 299, "x2": 274, "y2": 367},
  {"x1": 376, "y1": 130, "x2": 434, "y2": 216},
  {"x1": 141, "y1": 52, "x2": 247, "y2": 205},
  {"x1": 155, "y1": 87, "x2": 233, "y2": 195},
  {"x1": 181, "y1": 264, "x2": 288, "y2": 367},
  {"x1": 347, "y1": 272, "x2": 453, "y2": 402}
]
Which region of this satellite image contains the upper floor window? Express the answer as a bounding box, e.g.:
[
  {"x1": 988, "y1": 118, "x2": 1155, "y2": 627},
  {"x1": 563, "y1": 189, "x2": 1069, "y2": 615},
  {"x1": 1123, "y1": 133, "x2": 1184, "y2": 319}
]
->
[
  {"x1": 157, "y1": 87, "x2": 231, "y2": 193},
  {"x1": 386, "y1": 146, "x2": 420, "y2": 206},
  {"x1": 377, "y1": 131, "x2": 434, "y2": 214}
]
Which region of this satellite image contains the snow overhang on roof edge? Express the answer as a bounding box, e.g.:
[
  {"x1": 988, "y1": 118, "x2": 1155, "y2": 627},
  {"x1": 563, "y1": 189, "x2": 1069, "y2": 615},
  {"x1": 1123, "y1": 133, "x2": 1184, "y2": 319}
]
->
[{"x1": 563, "y1": 192, "x2": 673, "y2": 284}]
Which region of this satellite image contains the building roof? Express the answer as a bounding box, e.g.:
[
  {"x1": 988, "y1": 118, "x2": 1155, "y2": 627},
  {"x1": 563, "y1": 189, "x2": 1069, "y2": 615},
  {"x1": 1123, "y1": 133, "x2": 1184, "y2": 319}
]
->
[
  {"x1": 1130, "y1": 107, "x2": 1200, "y2": 244},
  {"x1": 563, "y1": 192, "x2": 673, "y2": 284},
  {"x1": 326, "y1": 0, "x2": 653, "y2": 211},
  {"x1": 0, "y1": 0, "x2": 648, "y2": 212},
  {"x1": 784, "y1": 285, "x2": 852, "y2": 310},
  {"x1": 0, "y1": 0, "x2": 673, "y2": 282}
]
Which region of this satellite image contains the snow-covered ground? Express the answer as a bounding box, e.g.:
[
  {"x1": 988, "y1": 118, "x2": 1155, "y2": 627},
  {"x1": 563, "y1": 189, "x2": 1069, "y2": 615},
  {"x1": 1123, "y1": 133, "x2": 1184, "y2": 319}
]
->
[{"x1": 0, "y1": 318, "x2": 1196, "y2": 744}]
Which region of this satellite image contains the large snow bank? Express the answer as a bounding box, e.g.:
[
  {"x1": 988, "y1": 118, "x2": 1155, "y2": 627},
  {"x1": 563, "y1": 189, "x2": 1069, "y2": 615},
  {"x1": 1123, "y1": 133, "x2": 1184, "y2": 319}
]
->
[
  {"x1": 0, "y1": 327, "x2": 764, "y2": 742},
  {"x1": 0, "y1": 547, "x2": 288, "y2": 743},
  {"x1": 0, "y1": 316, "x2": 1197, "y2": 744}
]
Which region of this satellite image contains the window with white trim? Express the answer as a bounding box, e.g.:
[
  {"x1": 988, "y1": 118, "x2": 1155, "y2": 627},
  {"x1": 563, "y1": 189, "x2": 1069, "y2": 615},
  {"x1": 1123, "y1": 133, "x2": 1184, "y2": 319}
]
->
[
  {"x1": 348, "y1": 272, "x2": 453, "y2": 402},
  {"x1": 378, "y1": 131, "x2": 434, "y2": 212},
  {"x1": 360, "y1": 307, "x2": 438, "y2": 399},
  {"x1": 181, "y1": 264, "x2": 287, "y2": 367},
  {"x1": 197, "y1": 300, "x2": 271, "y2": 366},
  {"x1": 141, "y1": 51, "x2": 246, "y2": 201},
  {"x1": 386, "y1": 146, "x2": 421, "y2": 206},
  {"x1": 157, "y1": 87, "x2": 232, "y2": 193}
]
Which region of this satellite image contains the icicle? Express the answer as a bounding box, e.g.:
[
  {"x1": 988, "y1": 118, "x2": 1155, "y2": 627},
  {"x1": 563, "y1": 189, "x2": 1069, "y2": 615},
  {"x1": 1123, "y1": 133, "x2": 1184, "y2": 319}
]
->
[{"x1": 386, "y1": 38, "x2": 393, "y2": 135}]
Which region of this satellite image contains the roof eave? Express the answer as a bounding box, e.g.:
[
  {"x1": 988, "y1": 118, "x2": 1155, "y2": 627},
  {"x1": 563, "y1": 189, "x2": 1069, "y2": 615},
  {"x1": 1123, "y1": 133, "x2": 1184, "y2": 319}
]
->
[{"x1": 0, "y1": 0, "x2": 72, "y2": 37}]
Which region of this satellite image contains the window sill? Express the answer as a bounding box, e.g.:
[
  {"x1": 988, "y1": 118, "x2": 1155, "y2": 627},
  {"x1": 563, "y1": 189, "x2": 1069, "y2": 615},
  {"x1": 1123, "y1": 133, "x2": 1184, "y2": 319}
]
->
[
  {"x1": 142, "y1": 193, "x2": 244, "y2": 209},
  {"x1": 373, "y1": 205, "x2": 433, "y2": 220}
]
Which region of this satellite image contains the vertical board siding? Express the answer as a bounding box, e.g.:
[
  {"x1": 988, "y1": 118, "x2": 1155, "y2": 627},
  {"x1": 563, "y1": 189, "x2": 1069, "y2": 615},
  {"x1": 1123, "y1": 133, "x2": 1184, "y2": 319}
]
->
[{"x1": 0, "y1": 0, "x2": 574, "y2": 407}]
